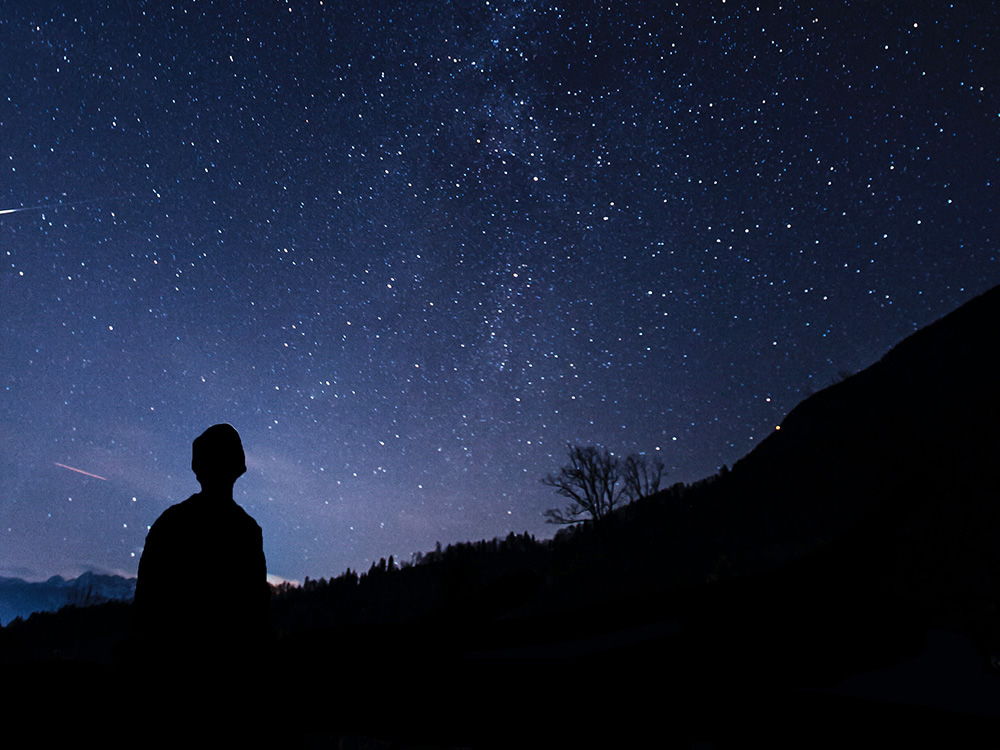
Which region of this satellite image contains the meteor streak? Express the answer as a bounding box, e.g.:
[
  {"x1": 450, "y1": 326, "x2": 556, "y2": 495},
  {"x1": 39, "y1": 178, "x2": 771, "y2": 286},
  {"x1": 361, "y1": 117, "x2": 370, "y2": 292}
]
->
[
  {"x1": 0, "y1": 206, "x2": 43, "y2": 215},
  {"x1": 0, "y1": 197, "x2": 119, "y2": 216},
  {"x1": 54, "y1": 463, "x2": 108, "y2": 481}
]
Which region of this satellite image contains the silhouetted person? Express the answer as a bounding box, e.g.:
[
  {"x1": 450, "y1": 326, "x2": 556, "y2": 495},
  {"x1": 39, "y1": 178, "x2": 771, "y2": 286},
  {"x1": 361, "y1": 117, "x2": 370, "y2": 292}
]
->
[{"x1": 132, "y1": 424, "x2": 271, "y2": 671}]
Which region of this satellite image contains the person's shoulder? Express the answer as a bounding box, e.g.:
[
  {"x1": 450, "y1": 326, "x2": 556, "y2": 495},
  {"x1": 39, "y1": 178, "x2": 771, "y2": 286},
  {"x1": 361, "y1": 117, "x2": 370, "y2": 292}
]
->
[
  {"x1": 149, "y1": 494, "x2": 200, "y2": 530},
  {"x1": 231, "y1": 501, "x2": 263, "y2": 534},
  {"x1": 163, "y1": 494, "x2": 201, "y2": 516}
]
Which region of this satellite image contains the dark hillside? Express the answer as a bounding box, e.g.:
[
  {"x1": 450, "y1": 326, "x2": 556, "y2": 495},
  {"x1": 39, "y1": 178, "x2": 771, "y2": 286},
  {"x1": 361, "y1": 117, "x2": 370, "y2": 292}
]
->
[
  {"x1": 735, "y1": 280, "x2": 998, "y2": 526},
  {"x1": 716, "y1": 282, "x2": 1000, "y2": 628},
  {"x1": 271, "y1": 283, "x2": 1000, "y2": 744}
]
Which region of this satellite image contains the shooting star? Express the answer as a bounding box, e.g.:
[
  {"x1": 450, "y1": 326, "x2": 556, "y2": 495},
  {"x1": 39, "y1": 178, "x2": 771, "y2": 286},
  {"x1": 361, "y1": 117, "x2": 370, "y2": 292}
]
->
[
  {"x1": 55, "y1": 463, "x2": 108, "y2": 481},
  {"x1": 0, "y1": 196, "x2": 133, "y2": 216},
  {"x1": 1, "y1": 200, "x2": 95, "y2": 216},
  {"x1": 0, "y1": 206, "x2": 43, "y2": 215}
]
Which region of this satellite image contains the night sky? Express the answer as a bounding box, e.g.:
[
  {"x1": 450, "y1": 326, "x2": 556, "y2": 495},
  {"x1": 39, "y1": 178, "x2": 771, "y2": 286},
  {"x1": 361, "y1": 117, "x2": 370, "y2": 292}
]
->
[{"x1": 1, "y1": 1, "x2": 996, "y2": 584}]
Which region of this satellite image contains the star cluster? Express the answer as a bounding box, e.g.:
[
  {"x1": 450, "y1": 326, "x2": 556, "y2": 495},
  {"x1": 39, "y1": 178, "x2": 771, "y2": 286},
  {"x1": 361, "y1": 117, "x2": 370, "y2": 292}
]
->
[{"x1": 1, "y1": 1, "x2": 996, "y2": 583}]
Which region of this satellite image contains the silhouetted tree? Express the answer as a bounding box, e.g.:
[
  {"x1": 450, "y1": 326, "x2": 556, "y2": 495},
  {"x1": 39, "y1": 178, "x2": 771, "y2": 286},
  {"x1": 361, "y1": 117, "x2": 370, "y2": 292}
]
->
[
  {"x1": 542, "y1": 444, "x2": 627, "y2": 524},
  {"x1": 622, "y1": 453, "x2": 666, "y2": 502}
]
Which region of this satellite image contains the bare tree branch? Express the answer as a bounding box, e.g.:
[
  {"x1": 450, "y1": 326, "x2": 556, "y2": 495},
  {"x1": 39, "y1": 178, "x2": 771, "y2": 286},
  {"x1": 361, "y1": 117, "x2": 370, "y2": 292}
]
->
[
  {"x1": 541, "y1": 445, "x2": 629, "y2": 524},
  {"x1": 622, "y1": 453, "x2": 666, "y2": 503}
]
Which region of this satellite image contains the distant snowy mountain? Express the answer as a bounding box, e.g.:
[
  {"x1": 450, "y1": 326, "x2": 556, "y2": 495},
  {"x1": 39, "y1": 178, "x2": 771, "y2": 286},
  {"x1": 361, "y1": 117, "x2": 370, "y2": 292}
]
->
[{"x1": 0, "y1": 572, "x2": 135, "y2": 625}]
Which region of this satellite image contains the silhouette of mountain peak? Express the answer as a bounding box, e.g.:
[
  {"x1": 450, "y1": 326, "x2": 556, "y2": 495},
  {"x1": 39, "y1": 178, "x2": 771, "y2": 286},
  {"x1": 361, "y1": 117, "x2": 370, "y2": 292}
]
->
[
  {"x1": 733, "y1": 284, "x2": 999, "y2": 502},
  {"x1": 703, "y1": 284, "x2": 1000, "y2": 635}
]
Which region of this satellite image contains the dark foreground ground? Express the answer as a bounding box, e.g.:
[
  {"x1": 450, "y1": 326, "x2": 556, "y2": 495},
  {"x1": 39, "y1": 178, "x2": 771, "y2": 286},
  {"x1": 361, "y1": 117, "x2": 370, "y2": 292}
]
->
[{"x1": 4, "y1": 593, "x2": 999, "y2": 749}]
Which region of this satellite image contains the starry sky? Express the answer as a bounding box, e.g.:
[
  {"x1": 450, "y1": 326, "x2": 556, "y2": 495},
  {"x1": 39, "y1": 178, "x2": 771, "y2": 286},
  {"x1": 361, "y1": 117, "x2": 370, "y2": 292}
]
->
[{"x1": 1, "y1": 1, "x2": 997, "y2": 584}]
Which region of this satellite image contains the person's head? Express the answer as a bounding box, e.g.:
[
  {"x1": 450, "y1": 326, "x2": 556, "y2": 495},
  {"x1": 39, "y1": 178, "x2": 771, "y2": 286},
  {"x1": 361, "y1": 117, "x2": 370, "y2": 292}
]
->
[{"x1": 191, "y1": 423, "x2": 246, "y2": 490}]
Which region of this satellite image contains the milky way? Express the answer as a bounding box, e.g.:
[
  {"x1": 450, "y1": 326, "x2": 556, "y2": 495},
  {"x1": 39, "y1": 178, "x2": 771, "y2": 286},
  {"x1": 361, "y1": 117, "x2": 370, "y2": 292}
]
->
[{"x1": 1, "y1": 1, "x2": 996, "y2": 583}]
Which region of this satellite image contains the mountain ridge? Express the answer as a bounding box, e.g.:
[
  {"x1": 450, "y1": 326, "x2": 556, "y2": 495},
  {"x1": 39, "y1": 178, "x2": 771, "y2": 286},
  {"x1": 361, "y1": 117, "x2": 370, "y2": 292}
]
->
[{"x1": 0, "y1": 572, "x2": 136, "y2": 626}]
